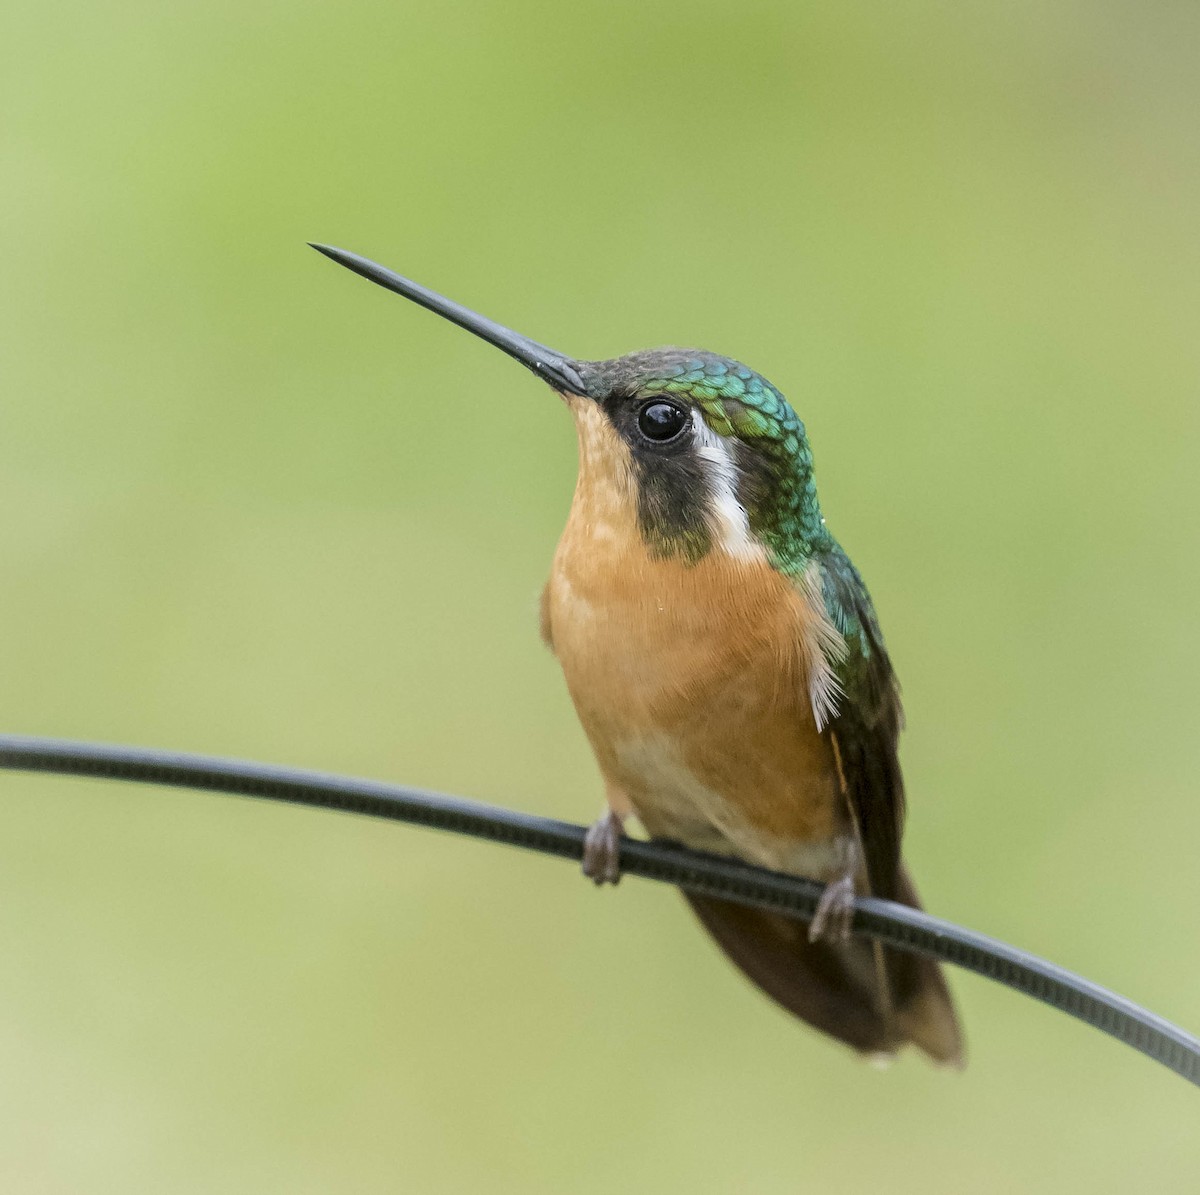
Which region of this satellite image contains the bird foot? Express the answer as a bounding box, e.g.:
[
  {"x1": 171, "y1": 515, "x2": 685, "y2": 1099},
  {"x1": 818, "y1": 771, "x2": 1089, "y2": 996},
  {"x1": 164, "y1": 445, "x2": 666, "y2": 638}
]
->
[
  {"x1": 582, "y1": 810, "x2": 623, "y2": 886},
  {"x1": 809, "y1": 874, "x2": 857, "y2": 943}
]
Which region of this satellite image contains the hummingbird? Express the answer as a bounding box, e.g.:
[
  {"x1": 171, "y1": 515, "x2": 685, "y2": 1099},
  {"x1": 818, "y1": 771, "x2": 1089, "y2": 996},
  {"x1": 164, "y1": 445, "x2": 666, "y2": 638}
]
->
[{"x1": 311, "y1": 243, "x2": 964, "y2": 1065}]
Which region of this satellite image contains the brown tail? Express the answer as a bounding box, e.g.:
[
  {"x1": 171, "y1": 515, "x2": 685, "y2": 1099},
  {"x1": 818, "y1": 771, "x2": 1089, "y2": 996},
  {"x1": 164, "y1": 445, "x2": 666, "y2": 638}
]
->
[{"x1": 686, "y1": 864, "x2": 964, "y2": 1065}]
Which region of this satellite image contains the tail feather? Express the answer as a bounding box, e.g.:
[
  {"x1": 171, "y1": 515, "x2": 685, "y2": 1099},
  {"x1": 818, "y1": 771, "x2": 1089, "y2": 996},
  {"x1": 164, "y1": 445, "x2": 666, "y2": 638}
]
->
[{"x1": 686, "y1": 864, "x2": 964, "y2": 1066}]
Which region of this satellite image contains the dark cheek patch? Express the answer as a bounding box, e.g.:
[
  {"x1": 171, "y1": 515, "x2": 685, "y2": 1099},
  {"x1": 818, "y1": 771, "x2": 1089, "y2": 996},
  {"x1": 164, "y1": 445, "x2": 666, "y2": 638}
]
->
[
  {"x1": 601, "y1": 395, "x2": 713, "y2": 563},
  {"x1": 632, "y1": 453, "x2": 712, "y2": 562}
]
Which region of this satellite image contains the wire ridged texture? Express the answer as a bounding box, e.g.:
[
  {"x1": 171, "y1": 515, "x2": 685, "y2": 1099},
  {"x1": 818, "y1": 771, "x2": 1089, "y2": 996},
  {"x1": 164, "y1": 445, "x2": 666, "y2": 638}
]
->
[{"x1": 0, "y1": 734, "x2": 1195, "y2": 1088}]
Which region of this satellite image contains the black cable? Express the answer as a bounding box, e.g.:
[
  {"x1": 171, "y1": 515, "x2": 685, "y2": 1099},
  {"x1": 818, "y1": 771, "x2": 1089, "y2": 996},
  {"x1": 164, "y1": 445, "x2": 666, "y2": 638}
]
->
[{"x1": 0, "y1": 733, "x2": 1196, "y2": 1087}]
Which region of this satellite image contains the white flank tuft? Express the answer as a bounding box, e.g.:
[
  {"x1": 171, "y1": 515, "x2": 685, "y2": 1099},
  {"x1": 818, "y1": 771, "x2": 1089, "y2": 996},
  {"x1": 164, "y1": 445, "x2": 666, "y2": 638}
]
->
[{"x1": 800, "y1": 561, "x2": 847, "y2": 731}]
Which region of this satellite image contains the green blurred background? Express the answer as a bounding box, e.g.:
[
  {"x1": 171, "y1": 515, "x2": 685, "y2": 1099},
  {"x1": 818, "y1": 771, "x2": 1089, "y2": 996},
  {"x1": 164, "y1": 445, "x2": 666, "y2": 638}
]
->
[{"x1": 2, "y1": 1, "x2": 1198, "y2": 1190}]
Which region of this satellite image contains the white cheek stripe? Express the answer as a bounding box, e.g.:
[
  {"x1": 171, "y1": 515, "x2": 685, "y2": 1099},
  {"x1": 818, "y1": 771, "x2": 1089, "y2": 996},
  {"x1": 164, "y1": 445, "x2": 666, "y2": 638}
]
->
[{"x1": 692, "y1": 411, "x2": 762, "y2": 560}]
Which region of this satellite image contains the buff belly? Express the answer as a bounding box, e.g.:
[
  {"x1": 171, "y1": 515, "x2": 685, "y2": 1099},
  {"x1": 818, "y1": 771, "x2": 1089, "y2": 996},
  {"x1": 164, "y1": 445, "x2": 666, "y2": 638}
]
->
[{"x1": 545, "y1": 541, "x2": 849, "y2": 881}]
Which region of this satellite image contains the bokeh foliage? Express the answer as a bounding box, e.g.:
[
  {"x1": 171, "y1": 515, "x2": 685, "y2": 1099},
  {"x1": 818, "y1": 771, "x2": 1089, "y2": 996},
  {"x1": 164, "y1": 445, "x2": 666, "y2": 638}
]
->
[{"x1": 2, "y1": 1, "x2": 1198, "y2": 1190}]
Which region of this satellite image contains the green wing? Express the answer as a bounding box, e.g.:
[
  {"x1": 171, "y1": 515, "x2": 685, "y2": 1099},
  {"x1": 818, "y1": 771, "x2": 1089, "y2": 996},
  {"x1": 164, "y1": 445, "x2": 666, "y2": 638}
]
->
[{"x1": 814, "y1": 544, "x2": 906, "y2": 901}]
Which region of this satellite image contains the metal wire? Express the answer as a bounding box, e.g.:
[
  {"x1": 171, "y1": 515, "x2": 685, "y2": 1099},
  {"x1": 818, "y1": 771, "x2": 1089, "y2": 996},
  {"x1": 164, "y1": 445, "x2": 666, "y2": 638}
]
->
[{"x1": 0, "y1": 733, "x2": 1196, "y2": 1087}]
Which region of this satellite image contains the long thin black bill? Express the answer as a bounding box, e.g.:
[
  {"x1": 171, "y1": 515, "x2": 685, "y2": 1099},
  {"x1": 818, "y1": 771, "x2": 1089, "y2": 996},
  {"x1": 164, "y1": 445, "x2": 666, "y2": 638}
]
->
[{"x1": 309, "y1": 244, "x2": 587, "y2": 396}]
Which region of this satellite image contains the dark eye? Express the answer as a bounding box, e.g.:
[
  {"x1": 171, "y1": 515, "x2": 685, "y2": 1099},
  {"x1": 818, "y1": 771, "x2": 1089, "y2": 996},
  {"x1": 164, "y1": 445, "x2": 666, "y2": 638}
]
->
[{"x1": 637, "y1": 400, "x2": 688, "y2": 443}]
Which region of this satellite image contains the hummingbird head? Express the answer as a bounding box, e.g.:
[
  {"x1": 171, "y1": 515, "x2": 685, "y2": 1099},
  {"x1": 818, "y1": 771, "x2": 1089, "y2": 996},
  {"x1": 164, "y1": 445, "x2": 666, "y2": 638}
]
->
[{"x1": 311, "y1": 245, "x2": 829, "y2": 572}]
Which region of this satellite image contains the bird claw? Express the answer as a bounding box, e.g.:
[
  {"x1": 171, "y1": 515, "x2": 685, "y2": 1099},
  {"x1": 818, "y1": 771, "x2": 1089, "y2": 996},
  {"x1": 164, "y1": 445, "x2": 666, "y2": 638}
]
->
[
  {"x1": 582, "y1": 810, "x2": 623, "y2": 886},
  {"x1": 809, "y1": 874, "x2": 856, "y2": 943}
]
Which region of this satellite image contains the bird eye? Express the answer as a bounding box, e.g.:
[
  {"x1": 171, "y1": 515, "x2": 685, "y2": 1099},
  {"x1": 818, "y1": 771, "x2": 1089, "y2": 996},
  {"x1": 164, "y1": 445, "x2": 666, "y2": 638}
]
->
[{"x1": 637, "y1": 400, "x2": 688, "y2": 443}]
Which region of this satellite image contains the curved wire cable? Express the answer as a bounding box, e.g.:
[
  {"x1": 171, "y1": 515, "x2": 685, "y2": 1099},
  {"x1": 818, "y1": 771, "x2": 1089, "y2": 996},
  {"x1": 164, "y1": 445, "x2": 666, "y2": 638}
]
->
[{"x1": 0, "y1": 733, "x2": 1196, "y2": 1087}]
